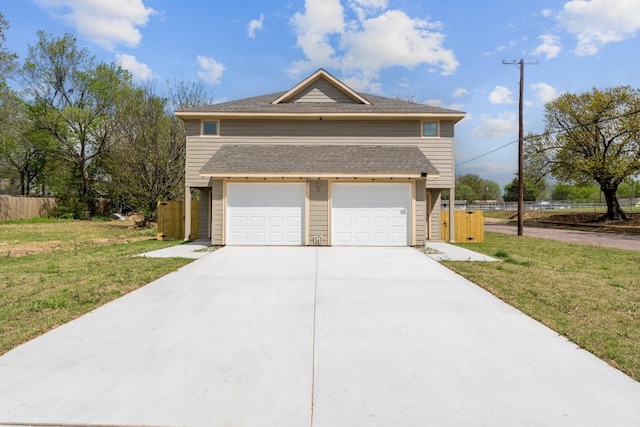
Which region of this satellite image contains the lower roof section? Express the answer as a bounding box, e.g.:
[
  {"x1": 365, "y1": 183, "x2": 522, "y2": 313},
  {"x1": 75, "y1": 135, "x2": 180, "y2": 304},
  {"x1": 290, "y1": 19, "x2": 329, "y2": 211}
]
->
[{"x1": 199, "y1": 144, "x2": 439, "y2": 179}]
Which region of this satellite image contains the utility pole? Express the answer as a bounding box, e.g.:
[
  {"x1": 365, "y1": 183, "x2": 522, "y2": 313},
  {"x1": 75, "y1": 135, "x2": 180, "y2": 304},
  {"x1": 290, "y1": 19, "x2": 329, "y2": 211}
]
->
[{"x1": 502, "y1": 59, "x2": 537, "y2": 236}]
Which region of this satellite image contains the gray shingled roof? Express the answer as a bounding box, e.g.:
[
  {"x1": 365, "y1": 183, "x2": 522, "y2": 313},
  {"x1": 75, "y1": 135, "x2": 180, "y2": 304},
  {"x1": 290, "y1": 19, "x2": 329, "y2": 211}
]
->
[
  {"x1": 179, "y1": 92, "x2": 464, "y2": 115},
  {"x1": 200, "y1": 145, "x2": 439, "y2": 177}
]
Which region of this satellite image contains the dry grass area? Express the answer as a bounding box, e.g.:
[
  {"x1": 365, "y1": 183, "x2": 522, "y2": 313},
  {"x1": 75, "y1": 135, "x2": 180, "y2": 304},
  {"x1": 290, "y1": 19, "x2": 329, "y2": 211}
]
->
[
  {"x1": 445, "y1": 232, "x2": 640, "y2": 381},
  {"x1": 0, "y1": 218, "x2": 192, "y2": 355},
  {"x1": 0, "y1": 218, "x2": 157, "y2": 257}
]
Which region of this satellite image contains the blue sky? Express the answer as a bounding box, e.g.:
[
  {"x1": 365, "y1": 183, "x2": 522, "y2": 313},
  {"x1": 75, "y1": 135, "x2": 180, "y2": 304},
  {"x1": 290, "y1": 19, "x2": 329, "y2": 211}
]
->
[{"x1": 3, "y1": 0, "x2": 640, "y2": 188}]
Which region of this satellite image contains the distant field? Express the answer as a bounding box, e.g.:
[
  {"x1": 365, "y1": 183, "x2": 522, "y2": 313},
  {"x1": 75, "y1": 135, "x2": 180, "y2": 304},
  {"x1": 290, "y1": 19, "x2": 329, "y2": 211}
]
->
[{"x1": 0, "y1": 219, "x2": 191, "y2": 355}]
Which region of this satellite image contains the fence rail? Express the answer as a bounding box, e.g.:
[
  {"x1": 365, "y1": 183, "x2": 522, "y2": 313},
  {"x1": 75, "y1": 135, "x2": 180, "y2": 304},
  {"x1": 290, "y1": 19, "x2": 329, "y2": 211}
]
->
[
  {"x1": 0, "y1": 196, "x2": 56, "y2": 221},
  {"x1": 461, "y1": 201, "x2": 639, "y2": 213}
]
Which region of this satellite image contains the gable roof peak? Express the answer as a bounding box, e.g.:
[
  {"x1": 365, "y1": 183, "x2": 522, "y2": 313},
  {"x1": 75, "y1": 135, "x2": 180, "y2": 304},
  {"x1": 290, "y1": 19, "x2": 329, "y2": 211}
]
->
[{"x1": 271, "y1": 68, "x2": 371, "y2": 106}]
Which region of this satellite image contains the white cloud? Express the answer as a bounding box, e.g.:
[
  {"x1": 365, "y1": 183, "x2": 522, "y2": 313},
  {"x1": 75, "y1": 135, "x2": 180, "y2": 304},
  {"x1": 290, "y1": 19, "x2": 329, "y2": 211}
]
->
[
  {"x1": 348, "y1": 0, "x2": 388, "y2": 20},
  {"x1": 424, "y1": 98, "x2": 443, "y2": 107},
  {"x1": 116, "y1": 53, "x2": 152, "y2": 80},
  {"x1": 350, "y1": 0, "x2": 388, "y2": 9},
  {"x1": 340, "y1": 10, "x2": 458, "y2": 73},
  {"x1": 483, "y1": 39, "x2": 517, "y2": 56},
  {"x1": 247, "y1": 14, "x2": 264, "y2": 39},
  {"x1": 541, "y1": 9, "x2": 553, "y2": 18},
  {"x1": 197, "y1": 55, "x2": 225, "y2": 84},
  {"x1": 289, "y1": 0, "x2": 345, "y2": 75},
  {"x1": 497, "y1": 39, "x2": 517, "y2": 52},
  {"x1": 452, "y1": 87, "x2": 468, "y2": 98},
  {"x1": 35, "y1": 0, "x2": 155, "y2": 50},
  {"x1": 471, "y1": 112, "x2": 518, "y2": 138},
  {"x1": 531, "y1": 82, "x2": 560, "y2": 103},
  {"x1": 289, "y1": 0, "x2": 458, "y2": 91},
  {"x1": 341, "y1": 72, "x2": 382, "y2": 94},
  {"x1": 489, "y1": 86, "x2": 515, "y2": 104},
  {"x1": 558, "y1": 0, "x2": 640, "y2": 55},
  {"x1": 532, "y1": 34, "x2": 562, "y2": 59},
  {"x1": 423, "y1": 98, "x2": 463, "y2": 110}
]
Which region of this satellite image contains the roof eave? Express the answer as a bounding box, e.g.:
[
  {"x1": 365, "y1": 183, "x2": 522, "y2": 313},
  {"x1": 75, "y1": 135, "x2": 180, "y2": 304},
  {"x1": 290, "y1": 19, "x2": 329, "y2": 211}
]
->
[
  {"x1": 176, "y1": 111, "x2": 466, "y2": 122},
  {"x1": 271, "y1": 69, "x2": 371, "y2": 105},
  {"x1": 199, "y1": 172, "x2": 439, "y2": 179}
]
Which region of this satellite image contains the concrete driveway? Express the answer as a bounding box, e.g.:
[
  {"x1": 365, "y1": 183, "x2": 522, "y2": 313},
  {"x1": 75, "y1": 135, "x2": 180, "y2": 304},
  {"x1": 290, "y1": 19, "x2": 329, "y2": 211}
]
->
[{"x1": 0, "y1": 247, "x2": 639, "y2": 426}]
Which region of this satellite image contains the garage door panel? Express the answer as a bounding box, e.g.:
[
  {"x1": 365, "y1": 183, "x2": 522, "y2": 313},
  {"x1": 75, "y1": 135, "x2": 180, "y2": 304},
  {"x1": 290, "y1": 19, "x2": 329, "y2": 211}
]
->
[
  {"x1": 355, "y1": 232, "x2": 370, "y2": 244},
  {"x1": 373, "y1": 233, "x2": 388, "y2": 243},
  {"x1": 250, "y1": 233, "x2": 266, "y2": 244},
  {"x1": 356, "y1": 217, "x2": 370, "y2": 227},
  {"x1": 287, "y1": 217, "x2": 302, "y2": 227},
  {"x1": 374, "y1": 218, "x2": 388, "y2": 227},
  {"x1": 227, "y1": 183, "x2": 305, "y2": 246},
  {"x1": 251, "y1": 217, "x2": 265, "y2": 226},
  {"x1": 268, "y1": 217, "x2": 283, "y2": 227},
  {"x1": 332, "y1": 183, "x2": 410, "y2": 246},
  {"x1": 391, "y1": 217, "x2": 405, "y2": 227}
]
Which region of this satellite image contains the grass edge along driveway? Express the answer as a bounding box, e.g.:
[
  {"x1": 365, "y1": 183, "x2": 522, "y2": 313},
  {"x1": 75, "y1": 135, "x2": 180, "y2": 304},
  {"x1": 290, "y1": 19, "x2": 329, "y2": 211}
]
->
[
  {"x1": 0, "y1": 225, "x2": 191, "y2": 355},
  {"x1": 443, "y1": 232, "x2": 640, "y2": 382}
]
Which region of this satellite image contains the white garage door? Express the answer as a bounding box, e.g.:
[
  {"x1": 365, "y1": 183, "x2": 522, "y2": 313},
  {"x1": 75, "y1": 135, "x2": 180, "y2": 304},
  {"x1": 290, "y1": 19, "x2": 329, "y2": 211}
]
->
[
  {"x1": 331, "y1": 183, "x2": 411, "y2": 246},
  {"x1": 227, "y1": 183, "x2": 305, "y2": 245}
]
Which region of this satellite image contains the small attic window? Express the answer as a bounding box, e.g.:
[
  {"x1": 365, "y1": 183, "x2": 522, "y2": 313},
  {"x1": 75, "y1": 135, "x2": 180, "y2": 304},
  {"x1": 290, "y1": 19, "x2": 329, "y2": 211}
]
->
[
  {"x1": 202, "y1": 120, "x2": 219, "y2": 136},
  {"x1": 422, "y1": 121, "x2": 439, "y2": 137}
]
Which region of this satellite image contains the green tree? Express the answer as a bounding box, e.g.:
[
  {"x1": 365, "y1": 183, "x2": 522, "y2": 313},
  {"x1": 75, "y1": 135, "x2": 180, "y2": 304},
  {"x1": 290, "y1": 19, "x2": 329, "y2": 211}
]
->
[
  {"x1": 455, "y1": 174, "x2": 501, "y2": 202},
  {"x1": 503, "y1": 174, "x2": 549, "y2": 202},
  {"x1": 105, "y1": 81, "x2": 215, "y2": 221},
  {"x1": 107, "y1": 86, "x2": 184, "y2": 220},
  {"x1": 617, "y1": 180, "x2": 640, "y2": 199},
  {"x1": 22, "y1": 32, "x2": 133, "y2": 217},
  {"x1": 0, "y1": 12, "x2": 17, "y2": 83},
  {"x1": 550, "y1": 183, "x2": 600, "y2": 202},
  {"x1": 526, "y1": 86, "x2": 640, "y2": 220},
  {"x1": 0, "y1": 88, "x2": 54, "y2": 195}
]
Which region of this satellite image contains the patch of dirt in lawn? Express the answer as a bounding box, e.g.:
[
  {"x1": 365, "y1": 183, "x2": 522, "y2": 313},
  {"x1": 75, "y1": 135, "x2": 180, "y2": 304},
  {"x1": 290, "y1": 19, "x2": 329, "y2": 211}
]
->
[
  {"x1": 0, "y1": 220, "x2": 158, "y2": 258},
  {"x1": 1, "y1": 236, "x2": 153, "y2": 257},
  {"x1": 520, "y1": 212, "x2": 640, "y2": 234}
]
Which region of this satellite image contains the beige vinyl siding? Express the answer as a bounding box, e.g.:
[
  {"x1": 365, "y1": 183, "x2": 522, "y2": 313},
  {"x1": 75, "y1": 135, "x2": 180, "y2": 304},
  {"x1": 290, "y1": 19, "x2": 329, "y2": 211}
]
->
[
  {"x1": 415, "y1": 179, "x2": 426, "y2": 245},
  {"x1": 288, "y1": 79, "x2": 359, "y2": 103},
  {"x1": 186, "y1": 120, "x2": 200, "y2": 137},
  {"x1": 419, "y1": 139, "x2": 454, "y2": 188},
  {"x1": 440, "y1": 120, "x2": 454, "y2": 138},
  {"x1": 212, "y1": 179, "x2": 223, "y2": 245},
  {"x1": 185, "y1": 118, "x2": 455, "y2": 190},
  {"x1": 198, "y1": 188, "x2": 211, "y2": 239},
  {"x1": 221, "y1": 119, "x2": 420, "y2": 138},
  {"x1": 428, "y1": 190, "x2": 441, "y2": 240},
  {"x1": 186, "y1": 139, "x2": 222, "y2": 186},
  {"x1": 308, "y1": 180, "x2": 329, "y2": 245}
]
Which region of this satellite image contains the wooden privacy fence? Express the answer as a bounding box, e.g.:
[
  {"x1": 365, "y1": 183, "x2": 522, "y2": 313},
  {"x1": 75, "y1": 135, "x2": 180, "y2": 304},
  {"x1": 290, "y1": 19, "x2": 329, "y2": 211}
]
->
[
  {"x1": 156, "y1": 200, "x2": 200, "y2": 240},
  {"x1": 441, "y1": 210, "x2": 484, "y2": 243},
  {"x1": 0, "y1": 196, "x2": 56, "y2": 221}
]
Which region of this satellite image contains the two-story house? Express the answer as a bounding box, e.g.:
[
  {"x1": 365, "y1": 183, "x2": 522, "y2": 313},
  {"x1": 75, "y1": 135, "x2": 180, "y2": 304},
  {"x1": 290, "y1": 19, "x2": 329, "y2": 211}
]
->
[{"x1": 176, "y1": 69, "x2": 464, "y2": 246}]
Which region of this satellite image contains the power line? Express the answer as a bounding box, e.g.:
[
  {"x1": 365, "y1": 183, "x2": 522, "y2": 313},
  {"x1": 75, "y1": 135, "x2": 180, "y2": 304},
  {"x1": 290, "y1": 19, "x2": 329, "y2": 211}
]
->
[
  {"x1": 456, "y1": 107, "x2": 640, "y2": 168},
  {"x1": 456, "y1": 138, "x2": 519, "y2": 167},
  {"x1": 502, "y1": 59, "x2": 537, "y2": 236}
]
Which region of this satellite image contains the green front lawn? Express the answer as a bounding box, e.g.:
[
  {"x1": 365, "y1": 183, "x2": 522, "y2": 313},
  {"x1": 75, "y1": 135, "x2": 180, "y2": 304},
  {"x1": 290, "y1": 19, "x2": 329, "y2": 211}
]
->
[
  {"x1": 0, "y1": 220, "x2": 191, "y2": 354},
  {"x1": 444, "y1": 232, "x2": 640, "y2": 381}
]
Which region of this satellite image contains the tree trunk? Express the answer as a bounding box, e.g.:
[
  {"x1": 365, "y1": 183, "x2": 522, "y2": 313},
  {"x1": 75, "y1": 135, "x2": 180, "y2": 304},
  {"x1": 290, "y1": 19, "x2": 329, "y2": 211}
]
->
[
  {"x1": 600, "y1": 187, "x2": 629, "y2": 221},
  {"x1": 19, "y1": 170, "x2": 26, "y2": 196}
]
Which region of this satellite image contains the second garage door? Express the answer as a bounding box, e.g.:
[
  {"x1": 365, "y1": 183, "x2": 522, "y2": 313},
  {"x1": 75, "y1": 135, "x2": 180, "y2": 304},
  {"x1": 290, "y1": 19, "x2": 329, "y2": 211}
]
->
[
  {"x1": 331, "y1": 183, "x2": 411, "y2": 246},
  {"x1": 227, "y1": 183, "x2": 305, "y2": 245}
]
